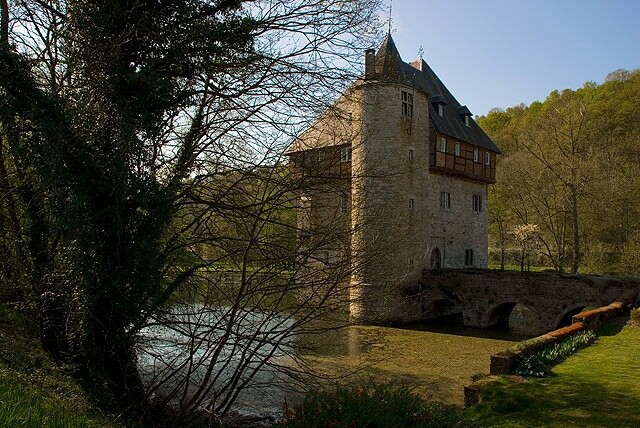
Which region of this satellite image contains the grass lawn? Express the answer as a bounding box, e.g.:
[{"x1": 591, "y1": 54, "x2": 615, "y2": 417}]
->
[{"x1": 468, "y1": 323, "x2": 640, "y2": 427}]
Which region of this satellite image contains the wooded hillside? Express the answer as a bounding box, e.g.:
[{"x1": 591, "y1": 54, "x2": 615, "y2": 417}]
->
[{"x1": 478, "y1": 69, "x2": 640, "y2": 275}]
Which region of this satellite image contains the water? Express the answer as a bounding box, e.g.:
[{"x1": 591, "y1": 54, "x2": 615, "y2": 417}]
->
[{"x1": 137, "y1": 306, "x2": 520, "y2": 419}]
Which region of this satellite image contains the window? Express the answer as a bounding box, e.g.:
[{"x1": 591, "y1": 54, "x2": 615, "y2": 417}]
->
[
  {"x1": 472, "y1": 194, "x2": 482, "y2": 213},
  {"x1": 409, "y1": 198, "x2": 415, "y2": 211},
  {"x1": 408, "y1": 149, "x2": 414, "y2": 161},
  {"x1": 465, "y1": 249, "x2": 474, "y2": 266},
  {"x1": 409, "y1": 259, "x2": 415, "y2": 267},
  {"x1": 340, "y1": 196, "x2": 349, "y2": 214},
  {"x1": 464, "y1": 115, "x2": 470, "y2": 127},
  {"x1": 439, "y1": 137, "x2": 447, "y2": 153},
  {"x1": 473, "y1": 148, "x2": 479, "y2": 163},
  {"x1": 340, "y1": 146, "x2": 352, "y2": 162},
  {"x1": 401, "y1": 91, "x2": 413, "y2": 118},
  {"x1": 485, "y1": 152, "x2": 491, "y2": 166},
  {"x1": 437, "y1": 104, "x2": 444, "y2": 117},
  {"x1": 454, "y1": 142, "x2": 461, "y2": 156},
  {"x1": 439, "y1": 192, "x2": 451, "y2": 209}
]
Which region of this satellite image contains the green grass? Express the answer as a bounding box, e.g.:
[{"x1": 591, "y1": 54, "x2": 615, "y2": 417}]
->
[
  {"x1": 0, "y1": 306, "x2": 126, "y2": 428},
  {"x1": 488, "y1": 264, "x2": 550, "y2": 272},
  {"x1": 468, "y1": 324, "x2": 640, "y2": 427}
]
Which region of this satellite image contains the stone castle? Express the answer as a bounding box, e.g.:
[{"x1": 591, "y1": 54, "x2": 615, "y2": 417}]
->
[{"x1": 287, "y1": 35, "x2": 501, "y2": 323}]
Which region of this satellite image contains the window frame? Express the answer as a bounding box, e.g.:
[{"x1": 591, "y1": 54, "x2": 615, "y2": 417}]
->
[
  {"x1": 485, "y1": 152, "x2": 491, "y2": 166},
  {"x1": 340, "y1": 146, "x2": 352, "y2": 163},
  {"x1": 472, "y1": 194, "x2": 482, "y2": 213},
  {"x1": 439, "y1": 137, "x2": 447, "y2": 153},
  {"x1": 465, "y1": 249, "x2": 474, "y2": 266},
  {"x1": 454, "y1": 142, "x2": 461, "y2": 156},
  {"x1": 340, "y1": 195, "x2": 349, "y2": 214},
  {"x1": 439, "y1": 191, "x2": 451, "y2": 210},
  {"x1": 473, "y1": 148, "x2": 479, "y2": 163},
  {"x1": 401, "y1": 91, "x2": 413, "y2": 118}
]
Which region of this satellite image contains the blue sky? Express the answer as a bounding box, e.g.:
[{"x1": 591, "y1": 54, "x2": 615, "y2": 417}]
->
[{"x1": 387, "y1": 0, "x2": 640, "y2": 116}]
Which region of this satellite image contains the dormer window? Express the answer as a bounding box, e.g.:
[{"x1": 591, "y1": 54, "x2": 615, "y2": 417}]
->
[
  {"x1": 457, "y1": 105, "x2": 472, "y2": 127},
  {"x1": 401, "y1": 91, "x2": 413, "y2": 118},
  {"x1": 431, "y1": 94, "x2": 447, "y2": 117}
]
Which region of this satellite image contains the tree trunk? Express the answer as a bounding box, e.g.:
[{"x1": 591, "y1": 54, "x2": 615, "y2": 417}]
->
[
  {"x1": 571, "y1": 191, "x2": 580, "y2": 273},
  {"x1": 0, "y1": 0, "x2": 8, "y2": 48},
  {"x1": 86, "y1": 295, "x2": 148, "y2": 413}
]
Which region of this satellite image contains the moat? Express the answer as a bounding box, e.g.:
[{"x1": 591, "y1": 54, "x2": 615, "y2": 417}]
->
[{"x1": 300, "y1": 318, "x2": 519, "y2": 405}]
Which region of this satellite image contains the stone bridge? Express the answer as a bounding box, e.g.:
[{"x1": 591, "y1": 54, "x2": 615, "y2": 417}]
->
[{"x1": 414, "y1": 270, "x2": 640, "y2": 336}]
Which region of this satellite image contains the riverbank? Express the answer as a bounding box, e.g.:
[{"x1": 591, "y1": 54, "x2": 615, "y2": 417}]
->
[
  {"x1": 0, "y1": 305, "x2": 127, "y2": 428},
  {"x1": 468, "y1": 321, "x2": 640, "y2": 427},
  {"x1": 3, "y1": 302, "x2": 638, "y2": 427}
]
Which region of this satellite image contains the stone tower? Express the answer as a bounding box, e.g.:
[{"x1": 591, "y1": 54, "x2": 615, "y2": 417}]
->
[
  {"x1": 287, "y1": 34, "x2": 501, "y2": 324},
  {"x1": 349, "y1": 36, "x2": 430, "y2": 322}
]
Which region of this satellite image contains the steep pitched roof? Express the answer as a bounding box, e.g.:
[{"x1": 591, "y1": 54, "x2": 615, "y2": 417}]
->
[
  {"x1": 373, "y1": 34, "x2": 403, "y2": 80},
  {"x1": 373, "y1": 34, "x2": 500, "y2": 154}
]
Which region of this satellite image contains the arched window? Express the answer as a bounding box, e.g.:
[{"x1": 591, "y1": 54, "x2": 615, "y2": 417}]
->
[{"x1": 430, "y1": 247, "x2": 442, "y2": 269}]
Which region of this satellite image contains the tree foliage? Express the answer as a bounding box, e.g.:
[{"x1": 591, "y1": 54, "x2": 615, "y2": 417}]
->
[
  {"x1": 0, "y1": 0, "x2": 382, "y2": 422},
  {"x1": 479, "y1": 69, "x2": 640, "y2": 274}
]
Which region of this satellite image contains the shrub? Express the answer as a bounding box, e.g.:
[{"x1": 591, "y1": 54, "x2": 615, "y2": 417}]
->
[
  {"x1": 515, "y1": 330, "x2": 596, "y2": 377},
  {"x1": 276, "y1": 380, "x2": 476, "y2": 428}
]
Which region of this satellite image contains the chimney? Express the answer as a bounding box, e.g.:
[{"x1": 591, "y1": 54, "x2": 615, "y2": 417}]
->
[{"x1": 365, "y1": 49, "x2": 375, "y2": 79}]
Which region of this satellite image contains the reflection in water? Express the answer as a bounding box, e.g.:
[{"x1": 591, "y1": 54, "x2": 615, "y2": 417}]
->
[
  {"x1": 401, "y1": 314, "x2": 531, "y2": 342},
  {"x1": 138, "y1": 307, "x2": 524, "y2": 419}
]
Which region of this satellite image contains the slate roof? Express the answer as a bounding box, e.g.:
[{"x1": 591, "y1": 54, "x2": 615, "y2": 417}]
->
[{"x1": 373, "y1": 35, "x2": 501, "y2": 154}]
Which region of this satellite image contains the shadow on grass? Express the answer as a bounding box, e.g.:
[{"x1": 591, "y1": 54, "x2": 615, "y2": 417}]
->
[
  {"x1": 469, "y1": 375, "x2": 640, "y2": 428},
  {"x1": 596, "y1": 319, "x2": 626, "y2": 337}
]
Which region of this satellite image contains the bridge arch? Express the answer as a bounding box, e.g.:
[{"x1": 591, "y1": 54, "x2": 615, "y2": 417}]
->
[
  {"x1": 487, "y1": 302, "x2": 541, "y2": 335},
  {"x1": 422, "y1": 298, "x2": 461, "y2": 320},
  {"x1": 555, "y1": 305, "x2": 587, "y2": 329}
]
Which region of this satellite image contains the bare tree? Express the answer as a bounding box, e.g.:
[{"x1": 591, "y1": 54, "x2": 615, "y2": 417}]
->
[{"x1": 1, "y1": 0, "x2": 382, "y2": 422}]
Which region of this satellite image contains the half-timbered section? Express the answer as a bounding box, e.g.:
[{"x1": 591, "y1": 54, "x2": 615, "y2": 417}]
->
[{"x1": 287, "y1": 34, "x2": 501, "y2": 323}]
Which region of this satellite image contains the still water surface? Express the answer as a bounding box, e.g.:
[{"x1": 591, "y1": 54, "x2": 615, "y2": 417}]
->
[{"x1": 139, "y1": 310, "x2": 520, "y2": 418}]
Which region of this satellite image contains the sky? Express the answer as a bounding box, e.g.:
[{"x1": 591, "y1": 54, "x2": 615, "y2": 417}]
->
[{"x1": 386, "y1": 0, "x2": 640, "y2": 117}]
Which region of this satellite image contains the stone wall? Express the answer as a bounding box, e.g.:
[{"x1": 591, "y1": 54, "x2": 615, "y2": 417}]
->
[
  {"x1": 419, "y1": 270, "x2": 639, "y2": 335},
  {"x1": 489, "y1": 301, "x2": 626, "y2": 376},
  {"x1": 349, "y1": 81, "x2": 430, "y2": 323},
  {"x1": 425, "y1": 175, "x2": 488, "y2": 269}
]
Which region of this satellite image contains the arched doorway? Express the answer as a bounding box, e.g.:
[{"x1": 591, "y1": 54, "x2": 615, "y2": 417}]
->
[{"x1": 430, "y1": 247, "x2": 441, "y2": 269}]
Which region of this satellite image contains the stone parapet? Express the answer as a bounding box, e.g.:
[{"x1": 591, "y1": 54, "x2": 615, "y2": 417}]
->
[{"x1": 489, "y1": 301, "x2": 625, "y2": 375}]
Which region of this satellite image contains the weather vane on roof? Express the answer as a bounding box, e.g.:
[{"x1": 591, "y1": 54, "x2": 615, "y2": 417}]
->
[
  {"x1": 418, "y1": 45, "x2": 424, "y2": 60},
  {"x1": 387, "y1": 0, "x2": 393, "y2": 34}
]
